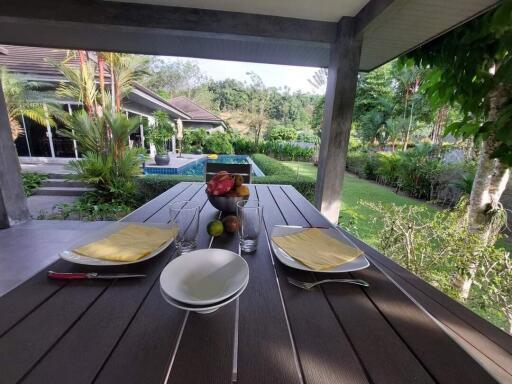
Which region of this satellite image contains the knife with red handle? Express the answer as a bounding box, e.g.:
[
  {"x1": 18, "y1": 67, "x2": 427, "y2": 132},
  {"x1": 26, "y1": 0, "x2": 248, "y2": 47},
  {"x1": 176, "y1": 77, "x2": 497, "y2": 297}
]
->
[{"x1": 48, "y1": 271, "x2": 146, "y2": 280}]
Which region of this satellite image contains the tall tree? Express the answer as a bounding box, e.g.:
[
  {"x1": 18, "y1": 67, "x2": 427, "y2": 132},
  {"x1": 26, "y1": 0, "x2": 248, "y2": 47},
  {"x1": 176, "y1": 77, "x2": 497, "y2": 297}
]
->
[
  {"x1": 406, "y1": 2, "x2": 512, "y2": 299},
  {"x1": 141, "y1": 58, "x2": 208, "y2": 99}
]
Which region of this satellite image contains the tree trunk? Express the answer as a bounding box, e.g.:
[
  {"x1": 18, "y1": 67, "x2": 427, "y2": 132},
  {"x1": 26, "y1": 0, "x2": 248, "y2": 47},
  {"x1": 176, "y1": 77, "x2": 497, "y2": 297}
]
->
[{"x1": 455, "y1": 84, "x2": 511, "y2": 300}]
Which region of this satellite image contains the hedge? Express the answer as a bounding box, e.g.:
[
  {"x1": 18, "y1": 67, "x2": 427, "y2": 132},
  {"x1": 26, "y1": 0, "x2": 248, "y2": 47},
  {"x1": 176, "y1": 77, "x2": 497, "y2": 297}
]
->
[
  {"x1": 251, "y1": 153, "x2": 297, "y2": 177},
  {"x1": 135, "y1": 156, "x2": 317, "y2": 204}
]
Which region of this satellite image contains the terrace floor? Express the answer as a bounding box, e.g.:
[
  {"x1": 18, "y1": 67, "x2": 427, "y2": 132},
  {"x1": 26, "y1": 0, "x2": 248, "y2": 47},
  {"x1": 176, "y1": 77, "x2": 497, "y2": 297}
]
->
[{"x1": 0, "y1": 220, "x2": 109, "y2": 296}]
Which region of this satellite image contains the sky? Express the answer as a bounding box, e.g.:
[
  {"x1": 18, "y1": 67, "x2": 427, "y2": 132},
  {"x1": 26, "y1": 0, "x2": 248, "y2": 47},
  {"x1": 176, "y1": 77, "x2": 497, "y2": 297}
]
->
[{"x1": 161, "y1": 56, "x2": 324, "y2": 94}]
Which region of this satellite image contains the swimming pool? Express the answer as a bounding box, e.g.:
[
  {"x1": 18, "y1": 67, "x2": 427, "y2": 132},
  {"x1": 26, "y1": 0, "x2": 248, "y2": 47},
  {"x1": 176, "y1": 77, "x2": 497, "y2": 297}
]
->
[{"x1": 144, "y1": 155, "x2": 265, "y2": 177}]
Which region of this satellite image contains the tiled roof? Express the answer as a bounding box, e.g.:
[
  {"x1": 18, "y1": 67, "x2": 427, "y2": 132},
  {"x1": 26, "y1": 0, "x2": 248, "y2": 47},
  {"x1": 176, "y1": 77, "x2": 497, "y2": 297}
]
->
[
  {"x1": 169, "y1": 96, "x2": 222, "y2": 122},
  {"x1": 0, "y1": 45, "x2": 82, "y2": 78}
]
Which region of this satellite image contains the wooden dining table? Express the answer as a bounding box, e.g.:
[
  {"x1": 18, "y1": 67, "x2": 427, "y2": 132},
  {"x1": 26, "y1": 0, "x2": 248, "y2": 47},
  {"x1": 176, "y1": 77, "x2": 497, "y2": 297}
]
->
[{"x1": 0, "y1": 182, "x2": 504, "y2": 384}]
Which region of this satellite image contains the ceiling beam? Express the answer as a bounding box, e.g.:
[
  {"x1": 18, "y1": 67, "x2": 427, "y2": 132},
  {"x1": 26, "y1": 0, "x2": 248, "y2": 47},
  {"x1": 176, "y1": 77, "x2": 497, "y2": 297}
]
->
[{"x1": 0, "y1": 0, "x2": 337, "y2": 44}]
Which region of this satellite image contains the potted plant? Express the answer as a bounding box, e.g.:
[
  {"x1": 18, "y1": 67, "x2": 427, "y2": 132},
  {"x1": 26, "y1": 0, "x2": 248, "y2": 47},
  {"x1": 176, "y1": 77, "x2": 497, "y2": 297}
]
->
[{"x1": 146, "y1": 110, "x2": 175, "y2": 165}]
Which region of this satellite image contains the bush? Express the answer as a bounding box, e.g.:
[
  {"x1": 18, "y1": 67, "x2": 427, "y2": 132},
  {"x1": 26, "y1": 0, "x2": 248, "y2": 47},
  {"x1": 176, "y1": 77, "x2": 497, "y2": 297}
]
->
[
  {"x1": 233, "y1": 137, "x2": 260, "y2": 154},
  {"x1": 55, "y1": 191, "x2": 134, "y2": 221},
  {"x1": 203, "y1": 132, "x2": 234, "y2": 154},
  {"x1": 22, "y1": 172, "x2": 48, "y2": 196},
  {"x1": 266, "y1": 125, "x2": 298, "y2": 141},
  {"x1": 183, "y1": 129, "x2": 207, "y2": 152},
  {"x1": 135, "y1": 175, "x2": 203, "y2": 202}
]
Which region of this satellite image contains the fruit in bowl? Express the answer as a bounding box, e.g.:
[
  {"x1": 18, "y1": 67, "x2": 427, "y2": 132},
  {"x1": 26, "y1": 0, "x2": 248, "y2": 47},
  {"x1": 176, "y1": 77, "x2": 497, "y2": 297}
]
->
[{"x1": 206, "y1": 171, "x2": 250, "y2": 213}]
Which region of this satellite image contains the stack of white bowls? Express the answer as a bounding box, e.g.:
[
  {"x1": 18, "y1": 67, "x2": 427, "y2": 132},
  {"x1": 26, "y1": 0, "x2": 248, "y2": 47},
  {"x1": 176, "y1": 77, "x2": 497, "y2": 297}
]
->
[{"x1": 160, "y1": 249, "x2": 249, "y2": 314}]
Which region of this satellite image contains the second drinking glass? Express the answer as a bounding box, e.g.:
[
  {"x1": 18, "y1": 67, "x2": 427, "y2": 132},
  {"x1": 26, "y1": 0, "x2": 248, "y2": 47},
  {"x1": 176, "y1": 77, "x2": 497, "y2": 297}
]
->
[
  {"x1": 236, "y1": 200, "x2": 263, "y2": 253},
  {"x1": 169, "y1": 200, "x2": 200, "y2": 254}
]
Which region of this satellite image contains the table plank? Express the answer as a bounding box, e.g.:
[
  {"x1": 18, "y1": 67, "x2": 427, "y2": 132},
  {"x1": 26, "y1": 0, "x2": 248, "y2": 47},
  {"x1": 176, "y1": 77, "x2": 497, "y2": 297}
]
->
[
  {"x1": 94, "y1": 191, "x2": 216, "y2": 384},
  {"x1": 282, "y1": 184, "x2": 499, "y2": 384},
  {"x1": 236, "y1": 184, "x2": 302, "y2": 384},
  {"x1": 19, "y1": 248, "x2": 173, "y2": 384},
  {"x1": 277, "y1": 185, "x2": 438, "y2": 383},
  {"x1": 0, "y1": 282, "x2": 107, "y2": 383},
  {"x1": 168, "y1": 205, "x2": 237, "y2": 384},
  {"x1": 255, "y1": 184, "x2": 370, "y2": 384}
]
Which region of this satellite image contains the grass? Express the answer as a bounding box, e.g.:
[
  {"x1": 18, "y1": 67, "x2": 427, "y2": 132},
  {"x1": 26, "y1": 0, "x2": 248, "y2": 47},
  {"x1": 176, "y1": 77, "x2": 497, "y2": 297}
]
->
[{"x1": 281, "y1": 161, "x2": 436, "y2": 247}]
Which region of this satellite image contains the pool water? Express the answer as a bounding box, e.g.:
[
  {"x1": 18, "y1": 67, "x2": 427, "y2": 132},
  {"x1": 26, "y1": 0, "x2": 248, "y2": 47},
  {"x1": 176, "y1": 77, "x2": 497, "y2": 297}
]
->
[{"x1": 144, "y1": 155, "x2": 265, "y2": 176}]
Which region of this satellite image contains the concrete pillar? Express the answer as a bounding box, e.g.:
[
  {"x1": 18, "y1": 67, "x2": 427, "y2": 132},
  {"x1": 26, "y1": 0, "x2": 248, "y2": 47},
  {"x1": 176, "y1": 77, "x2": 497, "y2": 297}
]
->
[
  {"x1": 0, "y1": 81, "x2": 30, "y2": 224},
  {"x1": 314, "y1": 17, "x2": 362, "y2": 223}
]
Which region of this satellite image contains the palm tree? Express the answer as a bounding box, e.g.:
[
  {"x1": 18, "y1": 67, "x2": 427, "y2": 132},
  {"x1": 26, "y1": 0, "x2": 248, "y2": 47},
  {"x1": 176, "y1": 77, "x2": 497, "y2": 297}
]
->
[
  {"x1": 0, "y1": 67, "x2": 53, "y2": 140},
  {"x1": 54, "y1": 51, "x2": 147, "y2": 117},
  {"x1": 107, "y1": 53, "x2": 147, "y2": 113}
]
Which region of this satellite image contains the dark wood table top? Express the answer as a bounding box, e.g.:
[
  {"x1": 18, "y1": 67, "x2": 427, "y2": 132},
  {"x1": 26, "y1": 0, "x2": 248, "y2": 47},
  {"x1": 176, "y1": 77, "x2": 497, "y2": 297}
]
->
[{"x1": 0, "y1": 182, "x2": 502, "y2": 384}]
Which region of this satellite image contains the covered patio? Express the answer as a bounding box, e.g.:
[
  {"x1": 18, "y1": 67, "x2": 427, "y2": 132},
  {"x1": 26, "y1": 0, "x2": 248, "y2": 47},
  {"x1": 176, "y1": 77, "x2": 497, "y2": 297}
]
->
[{"x1": 0, "y1": 1, "x2": 510, "y2": 383}]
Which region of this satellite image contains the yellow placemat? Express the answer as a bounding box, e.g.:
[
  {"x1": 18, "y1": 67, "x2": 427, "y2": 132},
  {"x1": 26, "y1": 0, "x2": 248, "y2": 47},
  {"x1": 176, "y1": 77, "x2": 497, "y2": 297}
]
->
[
  {"x1": 272, "y1": 228, "x2": 363, "y2": 271},
  {"x1": 74, "y1": 224, "x2": 178, "y2": 262}
]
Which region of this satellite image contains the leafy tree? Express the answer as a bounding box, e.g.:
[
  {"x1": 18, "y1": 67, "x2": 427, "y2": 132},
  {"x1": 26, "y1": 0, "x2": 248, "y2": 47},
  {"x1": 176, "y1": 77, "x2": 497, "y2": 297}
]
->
[
  {"x1": 246, "y1": 72, "x2": 270, "y2": 144},
  {"x1": 405, "y1": 2, "x2": 511, "y2": 300},
  {"x1": 141, "y1": 58, "x2": 208, "y2": 99}
]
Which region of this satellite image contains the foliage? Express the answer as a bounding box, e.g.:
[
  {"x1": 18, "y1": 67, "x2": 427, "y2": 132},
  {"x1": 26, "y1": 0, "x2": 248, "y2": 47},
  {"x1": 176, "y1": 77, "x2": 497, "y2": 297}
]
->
[
  {"x1": 145, "y1": 110, "x2": 175, "y2": 154},
  {"x1": 297, "y1": 131, "x2": 319, "y2": 144},
  {"x1": 203, "y1": 132, "x2": 234, "y2": 154},
  {"x1": 59, "y1": 111, "x2": 143, "y2": 202},
  {"x1": 405, "y1": 2, "x2": 512, "y2": 165},
  {"x1": 54, "y1": 51, "x2": 146, "y2": 116},
  {"x1": 56, "y1": 192, "x2": 134, "y2": 221},
  {"x1": 266, "y1": 125, "x2": 298, "y2": 141},
  {"x1": 182, "y1": 129, "x2": 208, "y2": 153},
  {"x1": 251, "y1": 153, "x2": 298, "y2": 178},
  {"x1": 141, "y1": 58, "x2": 209, "y2": 100},
  {"x1": 21, "y1": 172, "x2": 48, "y2": 196},
  {"x1": 1, "y1": 66, "x2": 54, "y2": 139},
  {"x1": 347, "y1": 145, "x2": 475, "y2": 203},
  {"x1": 366, "y1": 198, "x2": 511, "y2": 332},
  {"x1": 232, "y1": 137, "x2": 260, "y2": 154}
]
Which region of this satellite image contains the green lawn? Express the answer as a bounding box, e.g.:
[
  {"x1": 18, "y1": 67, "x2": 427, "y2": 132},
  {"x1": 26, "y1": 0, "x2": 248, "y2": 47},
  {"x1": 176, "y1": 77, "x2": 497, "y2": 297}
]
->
[{"x1": 281, "y1": 161, "x2": 436, "y2": 247}]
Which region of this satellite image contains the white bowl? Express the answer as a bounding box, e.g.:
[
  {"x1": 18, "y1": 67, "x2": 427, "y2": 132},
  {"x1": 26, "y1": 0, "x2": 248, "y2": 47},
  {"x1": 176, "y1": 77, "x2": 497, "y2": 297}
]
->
[
  {"x1": 159, "y1": 248, "x2": 249, "y2": 305},
  {"x1": 160, "y1": 277, "x2": 249, "y2": 314}
]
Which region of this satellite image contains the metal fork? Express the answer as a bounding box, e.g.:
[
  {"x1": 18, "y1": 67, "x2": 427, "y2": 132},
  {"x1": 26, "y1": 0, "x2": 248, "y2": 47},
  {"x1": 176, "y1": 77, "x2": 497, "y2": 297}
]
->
[{"x1": 287, "y1": 277, "x2": 369, "y2": 289}]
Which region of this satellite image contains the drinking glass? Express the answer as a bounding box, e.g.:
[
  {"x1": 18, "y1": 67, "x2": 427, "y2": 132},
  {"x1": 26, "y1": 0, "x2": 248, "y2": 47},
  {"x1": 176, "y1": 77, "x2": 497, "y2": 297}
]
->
[
  {"x1": 169, "y1": 201, "x2": 200, "y2": 254},
  {"x1": 236, "y1": 200, "x2": 263, "y2": 253}
]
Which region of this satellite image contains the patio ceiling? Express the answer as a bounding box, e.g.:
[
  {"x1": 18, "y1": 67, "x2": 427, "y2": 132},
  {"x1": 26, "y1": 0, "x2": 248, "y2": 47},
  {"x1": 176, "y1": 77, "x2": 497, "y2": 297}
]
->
[
  {"x1": 0, "y1": 0, "x2": 499, "y2": 70},
  {"x1": 107, "y1": 0, "x2": 371, "y2": 22}
]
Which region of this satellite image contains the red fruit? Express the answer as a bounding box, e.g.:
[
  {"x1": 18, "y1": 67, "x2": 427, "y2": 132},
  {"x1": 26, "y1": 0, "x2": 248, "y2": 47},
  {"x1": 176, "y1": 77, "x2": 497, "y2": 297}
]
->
[{"x1": 207, "y1": 171, "x2": 235, "y2": 196}]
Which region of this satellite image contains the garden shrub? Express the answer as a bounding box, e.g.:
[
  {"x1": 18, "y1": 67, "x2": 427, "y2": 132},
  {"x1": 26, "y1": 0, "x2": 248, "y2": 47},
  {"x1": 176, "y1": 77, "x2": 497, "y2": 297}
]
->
[
  {"x1": 203, "y1": 132, "x2": 234, "y2": 154},
  {"x1": 266, "y1": 125, "x2": 298, "y2": 141},
  {"x1": 233, "y1": 137, "x2": 260, "y2": 154},
  {"x1": 183, "y1": 129, "x2": 207, "y2": 153},
  {"x1": 22, "y1": 172, "x2": 48, "y2": 196},
  {"x1": 135, "y1": 175, "x2": 203, "y2": 202}
]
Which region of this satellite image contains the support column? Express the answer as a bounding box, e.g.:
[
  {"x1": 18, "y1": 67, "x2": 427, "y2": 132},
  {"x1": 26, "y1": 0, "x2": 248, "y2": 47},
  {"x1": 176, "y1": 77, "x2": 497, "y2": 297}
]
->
[
  {"x1": 44, "y1": 104, "x2": 55, "y2": 158},
  {"x1": 0, "y1": 81, "x2": 30, "y2": 224},
  {"x1": 315, "y1": 17, "x2": 362, "y2": 223}
]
